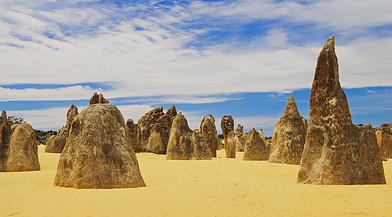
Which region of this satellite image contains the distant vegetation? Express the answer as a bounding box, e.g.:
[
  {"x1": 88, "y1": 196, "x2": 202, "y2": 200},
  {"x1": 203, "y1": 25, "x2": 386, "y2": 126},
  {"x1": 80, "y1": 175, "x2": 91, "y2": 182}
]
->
[
  {"x1": 7, "y1": 116, "x2": 26, "y2": 126},
  {"x1": 7, "y1": 116, "x2": 57, "y2": 144}
]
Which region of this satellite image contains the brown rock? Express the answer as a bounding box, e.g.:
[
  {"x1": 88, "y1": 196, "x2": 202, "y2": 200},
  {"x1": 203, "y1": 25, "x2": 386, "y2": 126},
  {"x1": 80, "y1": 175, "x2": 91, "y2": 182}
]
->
[
  {"x1": 89, "y1": 92, "x2": 109, "y2": 105},
  {"x1": 45, "y1": 128, "x2": 66, "y2": 153},
  {"x1": 166, "y1": 104, "x2": 177, "y2": 118},
  {"x1": 54, "y1": 103, "x2": 145, "y2": 189},
  {"x1": 243, "y1": 128, "x2": 269, "y2": 160},
  {"x1": 137, "y1": 106, "x2": 164, "y2": 151},
  {"x1": 6, "y1": 124, "x2": 40, "y2": 172},
  {"x1": 166, "y1": 113, "x2": 193, "y2": 160},
  {"x1": 0, "y1": 110, "x2": 11, "y2": 171},
  {"x1": 257, "y1": 129, "x2": 270, "y2": 154},
  {"x1": 147, "y1": 114, "x2": 171, "y2": 154},
  {"x1": 269, "y1": 95, "x2": 307, "y2": 165},
  {"x1": 126, "y1": 119, "x2": 140, "y2": 152},
  {"x1": 66, "y1": 104, "x2": 78, "y2": 132},
  {"x1": 192, "y1": 130, "x2": 212, "y2": 160},
  {"x1": 235, "y1": 124, "x2": 246, "y2": 152},
  {"x1": 297, "y1": 36, "x2": 386, "y2": 184},
  {"x1": 200, "y1": 114, "x2": 218, "y2": 157},
  {"x1": 375, "y1": 123, "x2": 392, "y2": 158},
  {"x1": 221, "y1": 115, "x2": 236, "y2": 158}
]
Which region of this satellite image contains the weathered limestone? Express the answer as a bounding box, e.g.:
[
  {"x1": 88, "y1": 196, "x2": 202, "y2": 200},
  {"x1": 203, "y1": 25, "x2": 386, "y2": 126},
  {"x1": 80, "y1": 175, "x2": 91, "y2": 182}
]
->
[
  {"x1": 137, "y1": 106, "x2": 165, "y2": 151},
  {"x1": 166, "y1": 113, "x2": 211, "y2": 160},
  {"x1": 145, "y1": 105, "x2": 177, "y2": 154},
  {"x1": 126, "y1": 119, "x2": 140, "y2": 152},
  {"x1": 200, "y1": 114, "x2": 218, "y2": 157},
  {"x1": 243, "y1": 128, "x2": 269, "y2": 160},
  {"x1": 269, "y1": 95, "x2": 307, "y2": 165},
  {"x1": 89, "y1": 92, "x2": 109, "y2": 105},
  {"x1": 0, "y1": 110, "x2": 11, "y2": 171},
  {"x1": 257, "y1": 129, "x2": 270, "y2": 154},
  {"x1": 45, "y1": 105, "x2": 78, "y2": 153},
  {"x1": 375, "y1": 123, "x2": 392, "y2": 159},
  {"x1": 6, "y1": 124, "x2": 40, "y2": 172},
  {"x1": 45, "y1": 128, "x2": 66, "y2": 153},
  {"x1": 221, "y1": 115, "x2": 236, "y2": 158},
  {"x1": 54, "y1": 103, "x2": 146, "y2": 188},
  {"x1": 235, "y1": 124, "x2": 246, "y2": 152},
  {"x1": 297, "y1": 36, "x2": 386, "y2": 184}
]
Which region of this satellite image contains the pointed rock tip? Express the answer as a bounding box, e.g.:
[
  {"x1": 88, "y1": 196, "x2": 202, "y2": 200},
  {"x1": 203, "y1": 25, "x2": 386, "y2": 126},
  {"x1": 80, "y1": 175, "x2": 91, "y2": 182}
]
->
[{"x1": 324, "y1": 35, "x2": 335, "y2": 50}]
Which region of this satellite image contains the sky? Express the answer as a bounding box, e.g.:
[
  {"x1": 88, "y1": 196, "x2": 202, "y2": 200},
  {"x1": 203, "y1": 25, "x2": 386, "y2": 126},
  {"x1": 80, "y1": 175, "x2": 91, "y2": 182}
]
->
[{"x1": 0, "y1": 0, "x2": 391, "y2": 136}]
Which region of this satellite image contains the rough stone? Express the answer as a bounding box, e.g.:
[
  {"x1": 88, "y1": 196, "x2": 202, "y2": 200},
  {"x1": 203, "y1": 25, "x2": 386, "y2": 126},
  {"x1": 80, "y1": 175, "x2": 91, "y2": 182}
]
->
[
  {"x1": 147, "y1": 114, "x2": 171, "y2": 154},
  {"x1": 375, "y1": 123, "x2": 392, "y2": 159},
  {"x1": 66, "y1": 104, "x2": 78, "y2": 132},
  {"x1": 297, "y1": 36, "x2": 386, "y2": 184},
  {"x1": 200, "y1": 114, "x2": 218, "y2": 157},
  {"x1": 137, "y1": 106, "x2": 165, "y2": 151},
  {"x1": 166, "y1": 113, "x2": 193, "y2": 160},
  {"x1": 54, "y1": 103, "x2": 146, "y2": 188},
  {"x1": 235, "y1": 124, "x2": 246, "y2": 152},
  {"x1": 192, "y1": 130, "x2": 212, "y2": 160},
  {"x1": 89, "y1": 92, "x2": 109, "y2": 105},
  {"x1": 126, "y1": 119, "x2": 140, "y2": 152},
  {"x1": 0, "y1": 110, "x2": 11, "y2": 171},
  {"x1": 243, "y1": 128, "x2": 269, "y2": 160},
  {"x1": 6, "y1": 124, "x2": 40, "y2": 172},
  {"x1": 221, "y1": 115, "x2": 236, "y2": 158},
  {"x1": 45, "y1": 128, "x2": 66, "y2": 153},
  {"x1": 269, "y1": 95, "x2": 307, "y2": 165}
]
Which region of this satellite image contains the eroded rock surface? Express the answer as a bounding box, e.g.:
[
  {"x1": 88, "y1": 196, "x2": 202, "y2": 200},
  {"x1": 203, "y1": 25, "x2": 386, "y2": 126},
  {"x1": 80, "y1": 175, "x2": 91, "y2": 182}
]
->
[
  {"x1": 54, "y1": 104, "x2": 145, "y2": 188},
  {"x1": 269, "y1": 95, "x2": 307, "y2": 165},
  {"x1": 200, "y1": 114, "x2": 218, "y2": 157},
  {"x1": 6, "y1": 124, "x2": 40, "y2": 172},
  {"x1": 137, "y1": 106, "x2": 164, "y2": 151},
  {"x1": 221, "y1": 115, "x2": 236, "y2": 158},
  {"x1": 297, "y1": 36, "x2": 385, "y2": 184},
  {"x1": 235, "y1": 124, "x2": 246, "y2": 152},
  {"x1": 375, "y1": 123, "x2": 392, "y2": 159},
  {"x1": 126, "y1": 119, "x2": 140, "y2": 152},
  {"x1": 243, "y1": 128, "x2": 269, "y2": 160},
  {"x1": 0, "y1": 110, "x2": 11, "y2": 171}
]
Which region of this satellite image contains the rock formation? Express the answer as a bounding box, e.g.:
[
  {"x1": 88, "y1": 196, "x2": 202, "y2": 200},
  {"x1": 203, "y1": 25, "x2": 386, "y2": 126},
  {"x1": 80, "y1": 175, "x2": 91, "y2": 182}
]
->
[
  {"x1": 269, "y1": 95, "x2": 307, "y2": 165},
  {"x1": 126, "y1": 119, "x2": 140, "y2": 152},
  {"x1": 0, "y1": 110, "x2": 12, "y2": 171},
  {"x1": 257, "y1": 129, "x2": 270, "y2": 154},
  {"x1": 235, "y1": 124, "x2": 246, "y2": 152},
  {"x1": 45, "y1": 128, "x2": 66, "y2": 153},
  {"x1": 166, "y1": 113, "x2": 211, "y2": 160},
  {"x1": 243, "y1": 128, "x2": 269, "y2": 160},
  {"x1": 221, "y1": 115, "x2": 236, "y2": 158},
  {"x1": 137, "y1": 106, "x2": 164, "y2": 151},
  {"x1": 54, "y1": 103, "x2": 146, "y2": 188},
  {"x1": 200, "y1": 114, "x2": 218, "y2": 157},
  {"x1": 297, "y1": 36, "x2": 386, "y2": 184},
  {"x1": 45, "y1": 105, "x2": 78, "y2": 153},
  {"x1": 89, "y1": 92, "x2": 109, "y2": 105},
  {"x1": 145, "y1": 105, "x2": 177, "y2": 154},
  {"x1": 375, "y1": 123, "x2": 392, "y2": 159},
  {"x1": 6, "y1": 124, "x2": 40, "y2": 172}
]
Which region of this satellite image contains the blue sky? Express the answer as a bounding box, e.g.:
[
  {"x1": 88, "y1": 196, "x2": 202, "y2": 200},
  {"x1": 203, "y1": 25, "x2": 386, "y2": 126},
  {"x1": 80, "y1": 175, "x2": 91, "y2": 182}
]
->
[{"x1": 0, "y1": 0, "x2": 391, "y2": 135}]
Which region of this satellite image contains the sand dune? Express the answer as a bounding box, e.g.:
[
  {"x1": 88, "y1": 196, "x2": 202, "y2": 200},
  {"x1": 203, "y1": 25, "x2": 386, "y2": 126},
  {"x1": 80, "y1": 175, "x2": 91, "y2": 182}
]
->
[{"x1": 0, "y1": 146, "x2": 391, "y2": 217}]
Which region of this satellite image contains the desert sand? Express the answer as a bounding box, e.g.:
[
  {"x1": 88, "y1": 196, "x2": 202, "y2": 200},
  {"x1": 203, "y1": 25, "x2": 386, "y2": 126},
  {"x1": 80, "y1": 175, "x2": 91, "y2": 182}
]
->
[{"x1": 0, "y1": 145, "x2": 391, "y2": 217}]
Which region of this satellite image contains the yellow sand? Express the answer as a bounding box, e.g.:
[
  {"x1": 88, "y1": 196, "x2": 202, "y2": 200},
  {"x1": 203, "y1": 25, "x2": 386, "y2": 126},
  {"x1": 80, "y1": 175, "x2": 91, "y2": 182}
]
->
[{"x1": 1, "y1": 146, "x2": 391, "y2": 217}]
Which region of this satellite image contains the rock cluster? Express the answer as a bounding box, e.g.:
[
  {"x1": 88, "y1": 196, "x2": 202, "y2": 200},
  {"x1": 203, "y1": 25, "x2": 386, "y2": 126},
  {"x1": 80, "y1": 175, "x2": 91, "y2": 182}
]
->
[
  {"x1": 89, "y1": 92, "x2": 109, "y2": 105},
  {"x1": 297, "y1": 36, "x2": 386, "y2": 184},
  {"x1": 166, "y1": 113, "x2": 212, "y2": 160},
  {"x1": 375, "y1": 123, "x2": 392, "y2": 159},
  {"x1": 243, "y1": 128, "x2": 269, "y2": 160},
  {"x1": 200, "y1": 114, "x2": 218, "y2": 157},
  {"x1": 221, "y1": 115, "x2": 236, "y2": 158},
  {"x1": 0, "y1": 111, "x2": 40, "y2": 172},
  {"x1": 126, "y1": 119, "x2": 140, "y2": 152},
  {"x1": 54, "y1": 103, "x2": 145, "y2": 188},
  {"x1": 45, "y1": 105, "x2": 78, "y2": 153},
  {"x1": 269, "y1": 95, "x2": 307, "y2": 165},
  {"x1": 235, "y1": 124, "x2": 246, "y2": 152},
  {"x1": 137, "y1": 105, "x2": 177, "y2": 153}
]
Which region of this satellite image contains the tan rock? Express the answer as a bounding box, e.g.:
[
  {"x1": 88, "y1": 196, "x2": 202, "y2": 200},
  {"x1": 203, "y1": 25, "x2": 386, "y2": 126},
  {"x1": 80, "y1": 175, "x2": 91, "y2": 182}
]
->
[
  {"x1": 126, "y1": 119, "x2": 140, "y2": 152},
  {"x1": 147, "y1": 114, "x2": 171, "y2": 154},
  {"x1": 89, "y1": 92, "x2": 109, "y2": 105},
  {"x1": 200, "y1": 114, "x2": 218, "y2": 157},
  {"x1": 297, "y1": 36, "x2": 386, "y2": 184},
  {"x1": 269, "y1": 95, "x2": 307, "y2": 165},
  {"x1": 192, "y1": 130, "x2": 212, "y2": 160},
  {"x1": 235, "y1": 124, "x2": 246, "y2": 152},
  {"x1": 375, "y1": 123, "x2": 392, "y2": 159},
  {"x1": 166, "y1": 113, "x2": 193, "y2": 160},
  {"x1": 137, "y1": 106, "x2": 164, "y2": 151},
  {"x1": 0, "y1": 110, "x2": 11, "y2": 171},
  {"x1": 243, "y1": 128, "x2": 269, "y2": 160},
  {"x1": 65, "y1": 104, "x2": 78, "y2": 132},
  {"x1": 6, "y1": 124, "x2": 40, "y2": 172},
  {"x1": 45, "y1": 128, "x2": 66, "y2": 153},
  {"x1": 221, "y1": 115, "x2": 236, "y2": 158},
  {"x1": 54, "y1": 103, "x2": 145, "y2": 189}
]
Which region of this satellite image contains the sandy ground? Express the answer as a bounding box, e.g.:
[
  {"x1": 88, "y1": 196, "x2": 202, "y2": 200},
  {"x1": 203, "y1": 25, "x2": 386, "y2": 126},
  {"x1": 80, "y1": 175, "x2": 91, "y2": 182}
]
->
[{"x1": 0, "y1": 146, "x2": 391, "y2": 217}]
